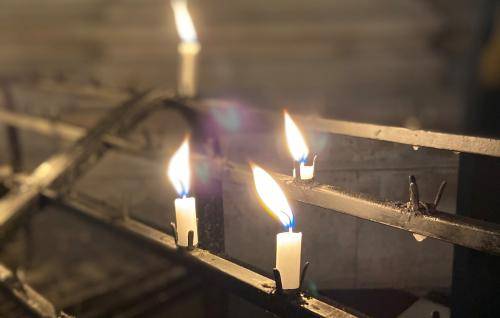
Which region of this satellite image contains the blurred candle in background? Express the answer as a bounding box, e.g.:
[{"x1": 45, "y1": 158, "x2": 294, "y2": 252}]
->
[
  {"x1": 168, "y1": 138, "x2": 198, "y2": 246},
  {"x1": 171, "y1": 0, "x2": 200, "y2": 98},
  {"x1": 251, "y1": 164, "x2": 302, "y2": 290},
  {"x1": 284, "y1": 111, "x2": 315, "y2": 180}
]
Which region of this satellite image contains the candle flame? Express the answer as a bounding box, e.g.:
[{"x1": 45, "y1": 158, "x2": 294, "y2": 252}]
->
[
  {"x1": 168, "y1": 138, "x2": 191, "y2": 197},
  {"x1": 251, "y1": 164, "x2": 294, "y2": 230},
  {"x1": 171, "y1": 0, "x2": 197, "y2": 42},
  {"x1": 284, "y1": 111, "x2": 309, "y2": 163}
]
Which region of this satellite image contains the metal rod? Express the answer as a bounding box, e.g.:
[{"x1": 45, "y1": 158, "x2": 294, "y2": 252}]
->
[
  {"x1": 47, "y1": 191, "x2": 364, "y2": 318},
  {"x1": 0, "y1": 110, "x2": 149, "y2": 156},
  {"x1": 0, "y1": 109, "x2": 86, "y2": 140},
  {"x1": 0, "y1": 262, "x2": 59, "y2": 317},
  {"x1": 0, "y1": 91, "x2": 155, "y2": 235},
  {"x1": 295, "y1": 115, "x2": 500, "y2": 157},
  {"x1": 175, "y1": 98, "x2": 500, "y2": 157}
]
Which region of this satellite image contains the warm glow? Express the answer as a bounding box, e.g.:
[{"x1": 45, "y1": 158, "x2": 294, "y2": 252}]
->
[
  {"x1": 168, "y1": 138, "x2": 191, "y2": 197},
  {"x1": 284, "y1": 111, "x2": 309, "y2": 163},
  {"x1": 171, "y1": 0, "x2": 197, "y2": 42},
  {"x1": 251, "y1": 164, "x2": 294, "y2": 230}
]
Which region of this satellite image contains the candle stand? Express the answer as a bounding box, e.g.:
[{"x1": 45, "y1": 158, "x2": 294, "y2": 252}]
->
[
  {"x1": 273, "y1": 261, "x2": 310, "y2": 296},
  {"x1": 170, "y1": 222, "x2": 196, "y2": 250},
  {"x1": 0, "y1": 77, "x2": 499, "y2": 317},
  {"x1": 293, "y1": 155, "x2": 317, "y2": 183}
]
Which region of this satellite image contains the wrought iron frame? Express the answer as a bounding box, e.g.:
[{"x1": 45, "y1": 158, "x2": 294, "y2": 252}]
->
[{"x1": 0, "y1": 77, "x2": 499, "y2": 316}]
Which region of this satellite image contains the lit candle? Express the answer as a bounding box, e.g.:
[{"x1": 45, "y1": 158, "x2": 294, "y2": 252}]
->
[
  {"x1": 168, "y1": 138, "x2": 198, "y2": 247},
  {"x1": 171, "y1": 0, "x2": 200, "y2": 98},
  {"x1": 284, "y1": 111, "x2": 315, "y2": 180},
  {"x1": 251, "y1": 164, "x2": 302, "y2": 290}
]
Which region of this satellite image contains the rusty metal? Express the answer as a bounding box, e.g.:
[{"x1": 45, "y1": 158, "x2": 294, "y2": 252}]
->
[
  {"x1": 47, "y1": 191, "x2": 365, "y2": 318},
  {"x1": 0, "y1": 263, "x2": 62, "y2": 318}
]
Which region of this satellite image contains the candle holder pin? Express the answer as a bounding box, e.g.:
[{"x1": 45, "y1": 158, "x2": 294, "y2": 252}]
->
[
  {"x1": 293, "y1": 154, "x2": 317, "y2": 183},
  {"x1": 272, "y1": 261, "x2": 310, "y2": 296},
  {"x1": 170, "y1": 222, "x2": 195, "y2": 250},
  {"x1": 408, "y1": 175, "x2": 447, "y2": 215}
]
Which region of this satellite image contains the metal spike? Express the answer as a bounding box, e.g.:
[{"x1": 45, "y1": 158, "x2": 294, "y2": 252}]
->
[{"x1": 273, "y1": 268, "x2": 283, "y2": 294}]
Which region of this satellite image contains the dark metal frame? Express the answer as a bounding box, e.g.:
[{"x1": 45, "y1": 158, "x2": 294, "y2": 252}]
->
[
  {"x1": 43, "y1": 190, "x2": 363, "y2": 318},
  {"x1": 0, "y1": 77, "x2": 499, "y2": 316}
]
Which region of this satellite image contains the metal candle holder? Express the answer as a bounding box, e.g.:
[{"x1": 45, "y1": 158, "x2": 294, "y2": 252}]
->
[
  {"x1": 170, "y1": 222, "x2": 195, "y2": 251},
  {"x1": 272, "y1": 261, "x2": 310, "y2": 296},
  {"x1": 408, "y1": 175, "x2": 447, "y2": 215},
  {"x1": 293, "y1": 154, "x2": 317, "y2": 184}
]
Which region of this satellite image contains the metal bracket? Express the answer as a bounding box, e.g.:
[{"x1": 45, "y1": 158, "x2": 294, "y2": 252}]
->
[
  {"x1": 408, "y1": 175, "x2": 447, "y2": 215},
  {"x1": 273, "y1": 261, "x2": 310, "y2": 296},
  {"x1": 293, "y1": 154, "x2": 317, "y2": 183},
  {"x1": 170, "y1": 222, "x2": 195, "y2": 251}
]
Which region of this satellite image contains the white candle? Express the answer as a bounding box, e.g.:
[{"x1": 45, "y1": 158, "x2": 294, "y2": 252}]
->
[
  {"x1": 168, "y1": 138, "x2": 198, "y2": 247},
  {"x1": 251, "y1": 164, "x2": 303, "y2": 290},
  {"x1": 171, "y1": 0, "x2": 200, "y2": 98},
  {"x1": 276, "y1": 230, "x2": 302, "y2": 289},
  {"x1": 293, "y1": 160, "x2": 316, "y2": 180},
  {"x1": 285, "y1": 111, "x2": 315, "y2": 180},
  {"x1": 175, "y1": 196, "x2": 198, "y2": 246},
  {"x1": 178, "y1": 41, "x2": 201, "y2": 98}
]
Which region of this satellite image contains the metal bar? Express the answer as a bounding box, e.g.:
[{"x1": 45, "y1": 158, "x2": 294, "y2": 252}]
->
[
  {"x1": 0, "y1": 109, "x2": 146, "y2": 156},
  {"x1": 45, "y1": 191, "x2": 364, "y2": 318},
  {"x1": 296, "y1": 116, "x2": 500, "y2": 157},
  {"x1": 0, "y1": 109, "x2": 85, "y2": 141},
  {"x1": 1, "y1": 109, "x2": 498, "y2": 254},
  {"x1": 0, "y1": 91, "x2": 154, "y2": 235},
  {"x1": 1, "y1": 84, "x2": 23, "y2": 172},
  {"x1": 220, "y1": 159, "x2": 500, "y2": 255},
  {"x1": 10, "y1": 79, "x2": 500, "y2": 156},
  {"x1": 0, "y1": 263, "x2": 58, "y2": 318},
  {"x1": 188, "y1": 99, "x2": 500, "y2": 157}
]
